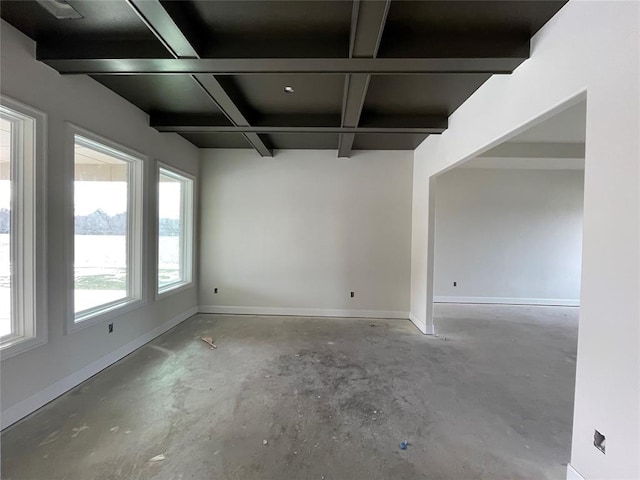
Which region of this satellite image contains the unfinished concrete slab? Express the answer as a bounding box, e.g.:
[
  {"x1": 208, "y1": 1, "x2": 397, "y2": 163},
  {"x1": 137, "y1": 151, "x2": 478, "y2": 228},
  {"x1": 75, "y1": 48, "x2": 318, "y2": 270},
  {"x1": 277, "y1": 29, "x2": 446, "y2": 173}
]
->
[{"x1": 1, "y1": 304, "x2": 578, "y2": 480}]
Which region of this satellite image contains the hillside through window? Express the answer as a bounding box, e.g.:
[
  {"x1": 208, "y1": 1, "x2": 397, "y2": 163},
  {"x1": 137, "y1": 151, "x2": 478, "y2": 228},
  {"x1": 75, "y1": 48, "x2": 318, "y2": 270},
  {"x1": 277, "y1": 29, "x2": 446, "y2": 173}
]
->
[
  {"x1": 74, "y1": 134, "x2": 142, "y2": 323},
  {"x1": 158, "y1": 166, "x2": 193, "y2": 294}
]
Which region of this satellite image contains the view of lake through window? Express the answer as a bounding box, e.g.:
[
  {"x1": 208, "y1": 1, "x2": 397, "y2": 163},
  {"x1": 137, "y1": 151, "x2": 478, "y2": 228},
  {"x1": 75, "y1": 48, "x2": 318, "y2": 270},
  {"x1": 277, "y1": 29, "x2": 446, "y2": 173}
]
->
[
  {"x1": 73, "y1": 138, "x2": 181, "y2": 315},
  {"x1": 158, "y1": 167, "x2": 193, "y2": 293},
  {"x1": 74, "y1": 140, "x2": 130, "y2": 314}
]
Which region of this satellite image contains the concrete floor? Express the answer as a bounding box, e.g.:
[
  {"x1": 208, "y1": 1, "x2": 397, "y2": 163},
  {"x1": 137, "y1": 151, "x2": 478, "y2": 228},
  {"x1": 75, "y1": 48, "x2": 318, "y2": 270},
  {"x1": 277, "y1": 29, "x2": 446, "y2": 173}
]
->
[{"x1": 1, "y1": 304, "x2": 578, "y2": 480}]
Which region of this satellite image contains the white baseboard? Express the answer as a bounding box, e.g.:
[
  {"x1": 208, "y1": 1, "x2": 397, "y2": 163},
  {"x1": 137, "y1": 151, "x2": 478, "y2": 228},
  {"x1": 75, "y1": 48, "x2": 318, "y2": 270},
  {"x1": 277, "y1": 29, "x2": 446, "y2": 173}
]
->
[
  {"x1": 1, "y1": 306, "x2": 198, "y2": 430},
  {"x1": 433, "y1": 296, "x2": 579, "y2": 307},
  {"x1": 409, "y1": 312, "x2": 428, "y2": 334},
  {"x1": 566, "y1": 464, "x2": 586, "y2": 480},
  {"x1": 199, "y1": 305, "x2": 409, "y2": 320}
]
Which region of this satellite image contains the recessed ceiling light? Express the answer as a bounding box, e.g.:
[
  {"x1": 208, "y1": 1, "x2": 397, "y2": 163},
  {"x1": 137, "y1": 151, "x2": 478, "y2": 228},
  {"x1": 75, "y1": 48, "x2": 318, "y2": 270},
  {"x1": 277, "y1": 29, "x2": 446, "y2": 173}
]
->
[{"x1": 284, "y1": 86, "x2": 295, "y2": 94}]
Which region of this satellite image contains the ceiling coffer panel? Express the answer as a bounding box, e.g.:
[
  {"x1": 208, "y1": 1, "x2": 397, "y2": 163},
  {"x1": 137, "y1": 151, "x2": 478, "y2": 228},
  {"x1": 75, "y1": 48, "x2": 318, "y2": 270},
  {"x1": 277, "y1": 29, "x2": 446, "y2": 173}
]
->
[
  {"x1": 223, "y1": 75, "x2": 346, "y2": 118},
  {"x1": 363, "y1": 74, "x2": 492, "y2": 117},
  {"x1": 379, "y1": 0, "x2": 566, "y2": 57},
  {"x1": 1, "y1": 0, "x2": 568, "y2": 156},
  {"x1": 91, "y1": 75, "x2": 229, "y2": 115},
  {"x1": 174, "y1": 0, "x2": 353, "y2": 58}
]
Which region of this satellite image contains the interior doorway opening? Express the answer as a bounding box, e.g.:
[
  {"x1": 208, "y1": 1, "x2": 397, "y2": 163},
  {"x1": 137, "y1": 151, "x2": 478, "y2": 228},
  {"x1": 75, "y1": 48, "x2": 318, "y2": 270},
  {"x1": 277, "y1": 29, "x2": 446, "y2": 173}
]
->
[{"x1": 429, "y1": 98, "x2": 587, "y2": 476}]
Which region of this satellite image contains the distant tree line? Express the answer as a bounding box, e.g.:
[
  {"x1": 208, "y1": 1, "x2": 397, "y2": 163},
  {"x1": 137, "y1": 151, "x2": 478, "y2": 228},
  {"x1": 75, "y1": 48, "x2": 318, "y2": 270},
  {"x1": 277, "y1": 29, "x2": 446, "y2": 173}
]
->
[
  {"x1": 75, "y1": 209, "x2": 181, "y2": 235},
  {"x1": 75, "y1": 210, "x2": 127, "y2": 235},
  {"x1": 0, "y1": 208, "x2": 180, "y2": 235}
]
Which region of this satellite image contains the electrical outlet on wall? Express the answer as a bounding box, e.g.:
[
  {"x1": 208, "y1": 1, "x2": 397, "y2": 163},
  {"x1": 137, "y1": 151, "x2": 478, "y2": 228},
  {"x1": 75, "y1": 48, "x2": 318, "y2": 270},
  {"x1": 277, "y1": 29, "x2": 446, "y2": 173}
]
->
[
  {"x1": 594, "y1": 430, "x2": 606, "y2": 454},
  {"x1": 453, "y1": 281, "x2": 457, "y2": 287},
  {"x1": 350, "y1": 291, "x2": 355, "y2": 298}
]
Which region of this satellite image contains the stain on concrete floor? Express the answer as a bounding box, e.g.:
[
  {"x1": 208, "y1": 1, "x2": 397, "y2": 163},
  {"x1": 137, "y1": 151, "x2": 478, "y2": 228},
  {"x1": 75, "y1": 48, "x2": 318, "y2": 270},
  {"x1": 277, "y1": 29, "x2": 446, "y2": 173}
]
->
[{"x1": 1, "y1": 304, "x2": 578, "y2": 479}]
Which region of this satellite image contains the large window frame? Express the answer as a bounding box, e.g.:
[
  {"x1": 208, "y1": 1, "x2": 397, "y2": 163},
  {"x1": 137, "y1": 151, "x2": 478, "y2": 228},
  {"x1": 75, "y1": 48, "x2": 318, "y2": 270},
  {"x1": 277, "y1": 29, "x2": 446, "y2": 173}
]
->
[
  {"x1": 0, "y1": 96, "x2": 47, "y2": 359},
  {"x1": 156, "y1": 163, "x2": 195, "y2": 298},
  {"x1": 66, "y1": 125, "x2": 145, "y2": 333}
]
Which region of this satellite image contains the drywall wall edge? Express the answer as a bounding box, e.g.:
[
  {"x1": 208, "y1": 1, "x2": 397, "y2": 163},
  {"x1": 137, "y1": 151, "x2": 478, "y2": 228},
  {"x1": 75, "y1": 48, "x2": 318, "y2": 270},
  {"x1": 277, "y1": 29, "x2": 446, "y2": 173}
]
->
[
  {"x1": 434, "y1": 296, "x2": 580, "y2": 307},
  {"x1": 199, "y1": 305, "x2": 408, "y2": 320},
  {"x1": 566, "y1": 464, "x2": 586, "y2": 480},
  {"x1": 0, "y1": 307, "x2": 198, "y2": 430}
]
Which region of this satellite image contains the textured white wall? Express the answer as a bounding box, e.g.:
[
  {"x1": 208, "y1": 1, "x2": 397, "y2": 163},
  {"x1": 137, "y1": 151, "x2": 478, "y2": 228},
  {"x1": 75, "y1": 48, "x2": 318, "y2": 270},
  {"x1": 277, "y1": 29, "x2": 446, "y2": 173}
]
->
[
  {"x1": 0, "y1": 21, "x2": 200, "y2": 424},
  {"x1": 410, "y1": 1, "x2": 639, "y2": 478},
  {"x1": 199, "y1": 149, "x2": 413, "y2": 317},
  {"x1": 434, "y1": 168, "x2": 584, "y2": 305}
]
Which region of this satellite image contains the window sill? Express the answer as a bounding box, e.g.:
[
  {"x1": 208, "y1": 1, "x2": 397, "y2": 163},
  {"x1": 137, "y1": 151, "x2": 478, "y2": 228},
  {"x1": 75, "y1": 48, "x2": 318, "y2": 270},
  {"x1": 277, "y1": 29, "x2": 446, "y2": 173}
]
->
[
  {"x1": 0, "y1": 334, "x2": 47, "y2": 361},
  {"x1": 67, "y1": 297, "x2": 146, "y2": 334},
  {"x1": 156, "y1": 281, "x2": 194, "y2": 301}
]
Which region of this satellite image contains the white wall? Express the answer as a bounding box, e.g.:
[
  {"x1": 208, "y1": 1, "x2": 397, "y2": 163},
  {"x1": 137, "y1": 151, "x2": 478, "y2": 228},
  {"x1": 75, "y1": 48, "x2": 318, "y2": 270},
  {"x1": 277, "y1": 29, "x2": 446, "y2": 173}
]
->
[
  {"x1": 434, "y1": 168, "x2": 584, "y2": 305},
  {"x1": 0, "y1": 21, "x2": 200, "y2": 427},
  {"x1": 410, "y1": 1, "x2": 639, "y2": 478},
  {"x1": 199, "y1": 149, "x2": 412, "y2": 318}
]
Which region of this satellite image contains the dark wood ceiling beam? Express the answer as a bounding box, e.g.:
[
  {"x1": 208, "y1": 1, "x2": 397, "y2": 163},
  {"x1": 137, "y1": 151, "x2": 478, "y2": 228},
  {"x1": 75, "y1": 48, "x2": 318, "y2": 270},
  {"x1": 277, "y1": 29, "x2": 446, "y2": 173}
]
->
[
  {"x1": 126, "y1": 0, "x2": 199, "y2": 58},
  {"x1": 342, "y1": 74, "x2": 371, "y2": 127},
  {"x1": 35, "y1": 36, "x2": 531, "y2": 62},
  {"x1": 36, "y1": 36, "x2": 529, "y2": 61},
  {"x1": 39, "y1": 56, "x2": 530, "y2": 75},
  {"x1": 338, "y1": 0, "x2": 391, "y2": 157},
  {"x1": 254, "y1": 114, "x2": 342, "y2": 128},
  {"x1": 358, "y1": 114, "x2": 448, "y2": 129},
  {"x1": 351, "y1": 0, "x2": 391, "y2": 58},
  {"x1": 338, "y1": 73, "x2": 370, "y2": 156},
  {"x1": 155, "y1": 126, "x2": 443, "y2": 134},
  {"x1": 151, "y1": 113, "x2": 447, "y2": 133},
  {"x1": 152, "y1": 126, "x2": 444, "y2": 134},
  {"x1": 191, "y1": 74, "x2": 272, "y2": 156},
  {"x1": 125, "y1": 0, "x2": 273, "y2": 157}
]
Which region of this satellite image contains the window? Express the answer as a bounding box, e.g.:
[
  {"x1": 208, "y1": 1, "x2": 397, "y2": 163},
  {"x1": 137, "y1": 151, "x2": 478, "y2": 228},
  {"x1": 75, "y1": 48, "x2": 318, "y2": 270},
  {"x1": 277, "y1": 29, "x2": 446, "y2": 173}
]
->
[
  {"x1": 0, "y1": 115, "x2": 13, "y2": 339},
  {"x1": 157, "y1": 165, "x2": 194, "y2": 295},
  {"x1": 0, "y1": 97, "x2": 46, "y2": 358},
  {"x1": 71, "y1": 129, "x2": 144, "y2": 327}
]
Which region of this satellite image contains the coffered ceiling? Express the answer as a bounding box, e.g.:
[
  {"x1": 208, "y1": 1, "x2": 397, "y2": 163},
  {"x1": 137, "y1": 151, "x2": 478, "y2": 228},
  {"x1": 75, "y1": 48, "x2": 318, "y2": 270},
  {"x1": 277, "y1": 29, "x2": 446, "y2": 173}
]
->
[{"x1": 0, "y1": 0, "x2": 567, "y2": 156}]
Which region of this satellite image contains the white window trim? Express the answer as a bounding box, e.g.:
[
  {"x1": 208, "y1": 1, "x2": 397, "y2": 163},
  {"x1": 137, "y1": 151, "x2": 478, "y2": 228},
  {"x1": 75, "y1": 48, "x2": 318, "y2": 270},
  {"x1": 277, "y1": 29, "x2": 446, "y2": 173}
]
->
[
  {"x1": 155, "y1": 162, "x2": 195, "y2": 299},
  {"x1": 0, "y1": 96, "x2": 48, "y2": 360},
  {"x1": 64, "y1": 124, "x2": 147, "y2": 334}
]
